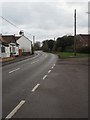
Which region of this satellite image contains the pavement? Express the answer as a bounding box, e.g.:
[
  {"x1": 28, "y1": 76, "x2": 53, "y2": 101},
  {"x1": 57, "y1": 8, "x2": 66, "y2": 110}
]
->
[
  {"x1": 2, "y1": 53, "x2": 37, "y2": 66},
  {"x1": 2, "y1": 51, "x2": 88, "y2": 119}
]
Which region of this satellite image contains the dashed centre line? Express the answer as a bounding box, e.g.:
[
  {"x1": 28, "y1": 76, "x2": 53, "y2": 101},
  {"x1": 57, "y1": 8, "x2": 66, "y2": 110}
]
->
[
  {"x1": 51, "y1": 66, "x2": 54, "y2": 69},
  {"x1": 6, "y1": 100, "x2": 25, "y2": 119},
  {"x1": 53, "y1": 64, "x2": 56, "y2": 66},
  {"x1": 9, "y1": 68, "x2": 20, "y2": 74},
  {"x1": 32, "y1": 84, "x2": 40, "y2": 92},
  {"x1": 7, "y1": 63, "x2": 56, "y2": 118},
  {"x1": 43, "y1": 75, "x2": 47, "y2": 80},
  {"x1": 48, "y1": 70, "x2": 51, "y2": 74}
]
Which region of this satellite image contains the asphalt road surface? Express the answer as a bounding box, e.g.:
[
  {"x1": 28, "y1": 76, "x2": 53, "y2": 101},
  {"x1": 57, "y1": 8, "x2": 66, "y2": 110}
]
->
[
  {"x1": 2, "y1": 51, "x2": 57, "y2": 118},
  {"x1": 2, "y1": 51, "x2": 88, "y2": 119}
]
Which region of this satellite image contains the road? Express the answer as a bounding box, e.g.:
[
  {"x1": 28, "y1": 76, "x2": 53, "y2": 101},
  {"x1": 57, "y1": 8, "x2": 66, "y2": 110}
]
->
[
  {"x1": 2, "y1": 51, "x2": 57, "y2": 118},
  {"x1": 2, "y1": 51, "x2": 88, "y2": 119}
]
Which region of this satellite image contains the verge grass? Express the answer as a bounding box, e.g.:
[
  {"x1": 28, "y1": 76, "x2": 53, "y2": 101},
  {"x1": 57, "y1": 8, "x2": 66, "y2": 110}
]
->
[{"x1": 54, "y1": 52, "x2": 89, "y2": 59}]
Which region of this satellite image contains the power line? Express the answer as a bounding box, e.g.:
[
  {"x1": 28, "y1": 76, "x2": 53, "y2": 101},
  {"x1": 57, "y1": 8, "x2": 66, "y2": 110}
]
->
[
  {"x1": 0, "y1": 16, "x2": 34, "y2": 37},
  {"x1": 0, "y1": 16, "x2": 20, "y2": 30}
]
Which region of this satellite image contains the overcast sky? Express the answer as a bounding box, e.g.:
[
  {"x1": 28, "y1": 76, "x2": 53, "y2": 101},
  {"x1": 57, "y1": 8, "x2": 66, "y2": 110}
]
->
[{"x1": 0, "y1": 0, "x2": 89, "y2": 42}]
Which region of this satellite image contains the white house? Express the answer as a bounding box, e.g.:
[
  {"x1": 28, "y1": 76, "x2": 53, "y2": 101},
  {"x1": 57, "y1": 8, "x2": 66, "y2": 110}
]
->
[
  {"x1": 17, "y1": 35, "x2": 32, "y2": 55},
  {"x1": 0, "y1": 34, "x2": 32, "y2": 58},
  {"x1": 0, "y1": 34, "x2": 20, "y2": 58}
]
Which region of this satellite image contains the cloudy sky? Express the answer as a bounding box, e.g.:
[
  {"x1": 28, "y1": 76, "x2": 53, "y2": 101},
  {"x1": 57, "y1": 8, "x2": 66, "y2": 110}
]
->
[{"x1": 0, "y1": 0, "x2": 89, "y2": 42}]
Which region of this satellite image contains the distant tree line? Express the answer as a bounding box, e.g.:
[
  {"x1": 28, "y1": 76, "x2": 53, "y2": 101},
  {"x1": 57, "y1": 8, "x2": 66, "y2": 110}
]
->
[
  {"x1": 42, "y1": 35, "x2": 74, "y2": 52},
  {"x1": 34, "y1": 35, "x2": 89, "y2": 53},
  {"x1": 34, "y1": 41, "x2": 41, "y2": 50}
]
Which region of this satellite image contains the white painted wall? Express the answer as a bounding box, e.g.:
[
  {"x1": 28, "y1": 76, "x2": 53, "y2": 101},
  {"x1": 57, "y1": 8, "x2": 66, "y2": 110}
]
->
[
  {"x1": 15, "y1": 46, "x2": 19, "y2": 55},
  {"x1": 17, "y1": 36, "x2": 32, "y2": 53},
  {"x1": 0, "y1": 44, "x2": 10, "y2": 58},
  {"x1": 5, "y1": 47, "x2": 10, "y2": 57},
  {"x1": 9, "y1": 44, "x2": 19, "y2": 56},
  {"x1": 0, "y1": 44, "x2": 2, "y2": 58}
]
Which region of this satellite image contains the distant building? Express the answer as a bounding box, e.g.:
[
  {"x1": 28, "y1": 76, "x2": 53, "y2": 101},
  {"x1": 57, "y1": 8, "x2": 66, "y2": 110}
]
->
[{"x1": 76, "y1": 34, "x2": 90, "y2": 50}]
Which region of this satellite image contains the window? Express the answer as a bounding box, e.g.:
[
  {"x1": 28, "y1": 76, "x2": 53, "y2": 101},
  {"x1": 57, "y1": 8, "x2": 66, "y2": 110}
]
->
[
  {"x1": 1, "y1": 46, "x2": 5, "y2": 53},
  {"x1": 12, "y1": 46, "x2": 15, "y2": 53}
]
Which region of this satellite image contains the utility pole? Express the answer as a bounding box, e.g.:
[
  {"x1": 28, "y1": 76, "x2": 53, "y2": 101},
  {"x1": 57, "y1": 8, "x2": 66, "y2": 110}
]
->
[
  {"x1": 74, "y1": 9, "x2": 77, "y2": 56},
  {"x1": 33, "y1": 36, "x2": 35, "y2": 47},
  {"x1": 33, "y1": 35, "x2": 35, "y2": 52}
]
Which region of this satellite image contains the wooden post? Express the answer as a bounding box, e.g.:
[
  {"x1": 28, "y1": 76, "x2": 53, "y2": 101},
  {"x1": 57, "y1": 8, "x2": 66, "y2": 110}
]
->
[{"x1": 74, "y1": 9, "x2": 77, "y2": 56}]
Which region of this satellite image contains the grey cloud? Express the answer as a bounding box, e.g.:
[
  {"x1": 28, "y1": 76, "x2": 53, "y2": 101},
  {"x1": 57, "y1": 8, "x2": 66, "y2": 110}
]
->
[{"x1": 1, "y1": 2, "x2": 88, "y2": 41}]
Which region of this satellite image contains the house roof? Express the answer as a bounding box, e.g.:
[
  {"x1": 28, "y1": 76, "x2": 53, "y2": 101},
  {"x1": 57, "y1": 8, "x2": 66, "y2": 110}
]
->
[
  {"x1": 76, "y1": 34, "x2": 90, "y2": 48},
  {"x1": 0, "y1": 35, "x2": 21, "y2": 46},
  {"x1": 16, "y1": 35, "x2": 32, "y2": 42},
  {"x1": 77, "y1": 34, "x2": 90, "y2": 41}
]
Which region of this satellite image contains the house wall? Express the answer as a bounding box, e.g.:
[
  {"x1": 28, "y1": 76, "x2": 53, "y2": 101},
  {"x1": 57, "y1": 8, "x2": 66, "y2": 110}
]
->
[
  {"x1": 5, "y1": 47, "x2": 10, "y2": 57},
  {"x1": 9, "y1": 44, "x2": 19, "y2": 56},
  {"x1": 15, "y1": 46, "x2": 19, "y2": 56},
  {"x1": 0, "y1": 44, "x2": 10, "y2": 58},
  {"x1": 0, "y1": 44, "x2": 2, "y2": 58},
  {"x1": 17, "y1": 36, "x2": 32, "y2": 54}
]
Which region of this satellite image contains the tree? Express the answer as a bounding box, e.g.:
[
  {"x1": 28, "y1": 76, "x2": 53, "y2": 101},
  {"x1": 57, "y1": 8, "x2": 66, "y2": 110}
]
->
[
  {"x1": 48, "y1": 40, "x2": 55, "y2": 51},
  {"x1": 42, "y1": 40, "x2": 49, "y2": 52},
  {"x1": 56, "y1": 35, "x2": 74, "y2": 52},
  {"x1": 42, "y1": 35, "x2": 74, "y2": 52},
  {"x1": 34, "y1": 41, "x2": 41, "y2": 50},
  {"x1": 42, "y1": 39, "x2": 55, "y2": 52}
]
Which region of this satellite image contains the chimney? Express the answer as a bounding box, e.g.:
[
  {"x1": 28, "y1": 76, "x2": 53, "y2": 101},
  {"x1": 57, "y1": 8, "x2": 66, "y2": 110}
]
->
[{"x1": 19, "y1": 30, "x2": 24, "y2": 36}]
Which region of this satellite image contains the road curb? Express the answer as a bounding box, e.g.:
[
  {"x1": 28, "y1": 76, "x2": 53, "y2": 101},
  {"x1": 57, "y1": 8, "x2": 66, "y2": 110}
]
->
[{"x1": 2, "y1": 53, "x2": 37, "y2": 66}]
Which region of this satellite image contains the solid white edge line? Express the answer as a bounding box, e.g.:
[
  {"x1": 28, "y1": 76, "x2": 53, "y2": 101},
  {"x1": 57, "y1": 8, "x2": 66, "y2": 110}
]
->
[
  {"x1": 5, "y1": 100, "x2": 25, "y2": 119},
  {"x1": 48, "y1": 70, "x2": 51, "y2": 74},
  {"x1": 9, "y1": 68, "x2": 20, "y2": 74},
  {"x1": 43, "y1": 75, "x2": 47, "y2": 80},
  {"x1": 32, "y1": 84, "x2": 40, "y2": 92}
]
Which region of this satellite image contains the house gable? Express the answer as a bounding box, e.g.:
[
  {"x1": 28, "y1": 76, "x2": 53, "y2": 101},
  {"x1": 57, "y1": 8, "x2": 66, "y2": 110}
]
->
[{"x1": 17, "y1": 35, "x2": 32, "y2": 53}]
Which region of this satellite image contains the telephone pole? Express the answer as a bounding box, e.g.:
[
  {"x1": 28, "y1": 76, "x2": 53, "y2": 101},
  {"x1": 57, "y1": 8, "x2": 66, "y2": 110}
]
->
[
  {"x1": 33, "y1": 35, "x2": 35, "y2": 52},
  {"x1": 33, "y1": 36, "x2": 35, "y2": 47},
  {"x1": 74, "y1": 9, "x2": 77, "y2": 56}
]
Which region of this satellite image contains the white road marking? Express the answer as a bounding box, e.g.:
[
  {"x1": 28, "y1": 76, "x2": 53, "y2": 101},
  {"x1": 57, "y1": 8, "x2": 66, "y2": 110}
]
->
[
  {"x1": 43, "y1": 75, "x2": 47, "y2": 80},
  {"x1": 5, "y1": 100, "x2": 25, "y2": 119},
  {"x1": 53, "y1": 64, "x2": 55, "y2": 66},
  {"x1": 51, "y1": 66, "x2": 54, "y2": 69},
  {"x1": 31, "y1": 60, "x2": 39, "y2": 65},
  {"x1": 32, "y1": 84, "x2": 40, "y2": 92},
  {"x1": 9, "y1": 68, "x2": 20, "y2": 74},
  {"x1": 48, "y1": 70, "x2": 51, "y2": 74}
]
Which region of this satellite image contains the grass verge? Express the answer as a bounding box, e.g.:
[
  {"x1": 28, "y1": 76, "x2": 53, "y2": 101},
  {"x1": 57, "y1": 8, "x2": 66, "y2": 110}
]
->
[{"x1": 54, "y1": 52, "x2": 89, "y2": 59}]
